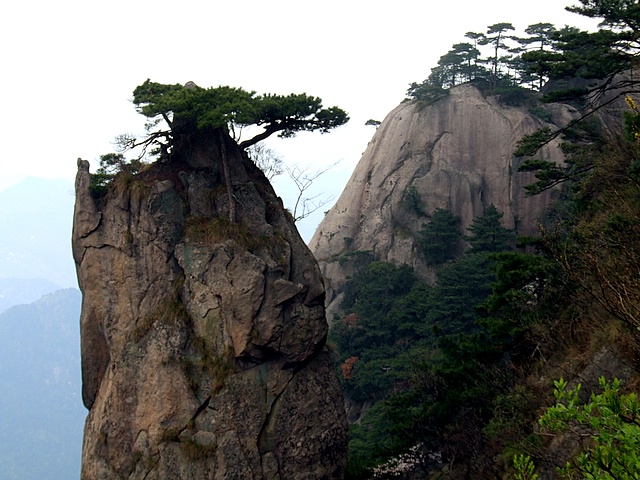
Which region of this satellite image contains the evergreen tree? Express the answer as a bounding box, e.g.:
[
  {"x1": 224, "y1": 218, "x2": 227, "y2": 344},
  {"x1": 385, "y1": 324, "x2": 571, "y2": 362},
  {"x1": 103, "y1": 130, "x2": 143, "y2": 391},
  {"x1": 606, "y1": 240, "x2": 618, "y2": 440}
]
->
[
  {"x1": 131, "y1": 79, "x2": 349, "y2": 153},
  {"x1": 567, "y1": 0, "x2": 640, "y2": 34},
  {"x1": 543, "y1": 26, "x2": 630, "y2": 88},
  {"x1": 465, "y1": 205, "x2": 516, "y2": 253},
  {"x1": 465, "y1": 31, "x2": 485, "y2": 52},
  {"x1": 340, "y1": 262, "x2": 416, "y2": 351},
  {"x1": 480, "y1": 23, "x2": 516, "y2": 87},
  {"x1": 428, "y1": 43, "x2": 483, "y2": 88},
  {"x1": 514, "y1": 1, "x2": 640, "y2": 193},
  {"x1": 431, "y1": 50, "x2": 464, "y2": 88},
  {"x1": 522, "y1": 23, "x2": 557, "y2": 51},
  {"x1": 108, "y1": 80, "x2": 348, "y2": 222},
  {"x1": 516, "y1": 23, "x2": 559, "y2": 90},
  {"x1": 426, "y1": 252, "x2": 496, "y2": 337},
  {"x1": 452, "y1": 42, "x2": 482, "y2": 83},
  {"x1": 418, "y1": 208, "x2": 462, "y2": 265}
]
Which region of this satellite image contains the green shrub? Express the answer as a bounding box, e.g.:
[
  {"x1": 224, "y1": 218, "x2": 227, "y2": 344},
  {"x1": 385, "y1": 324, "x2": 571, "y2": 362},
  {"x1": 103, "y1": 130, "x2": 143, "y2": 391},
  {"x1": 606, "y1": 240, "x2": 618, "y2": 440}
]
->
[
  {"x1": 539, "y1": 377, "x2": 640, "y2": 480},
  {"x1": 529, "y1": 106, "x2": 553, "y2": 123},
  {"x1": 89, "y1": 153, "x2": 143, "y2": 197},
  {"x1": 399, "y1": 185, "x2": 424, "y2": 216},
  {"x1": 490, "y1": 86, "x2": 535, "y2": 107}
]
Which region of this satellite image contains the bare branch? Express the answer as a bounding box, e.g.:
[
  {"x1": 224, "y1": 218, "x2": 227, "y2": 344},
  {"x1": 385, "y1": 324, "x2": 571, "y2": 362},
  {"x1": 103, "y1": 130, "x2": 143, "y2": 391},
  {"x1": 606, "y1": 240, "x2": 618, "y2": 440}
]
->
[
  {"x1": 111, "y1": 130, "x2": 172, "y2": 161},
  {"x1": 247, "y1": 144, "x2": 284, "y2": 180},
  {"x1": 285, "y1": 160, "x2": 340, "y2": 222}
]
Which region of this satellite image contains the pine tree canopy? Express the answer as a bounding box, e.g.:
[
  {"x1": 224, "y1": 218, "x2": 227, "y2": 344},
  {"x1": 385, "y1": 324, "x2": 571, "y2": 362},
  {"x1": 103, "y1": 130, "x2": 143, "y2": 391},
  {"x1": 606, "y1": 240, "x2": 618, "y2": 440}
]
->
[{"x1": 132, "y1": 79, "x2": 349, "y2": 150}]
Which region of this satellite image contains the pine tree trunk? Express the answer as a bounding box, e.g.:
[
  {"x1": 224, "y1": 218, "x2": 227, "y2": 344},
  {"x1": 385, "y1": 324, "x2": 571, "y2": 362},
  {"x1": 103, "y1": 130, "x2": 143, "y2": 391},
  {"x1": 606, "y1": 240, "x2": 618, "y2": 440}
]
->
[{"x1": 219, "y1": 129, "x2": 235, "y2": 223}]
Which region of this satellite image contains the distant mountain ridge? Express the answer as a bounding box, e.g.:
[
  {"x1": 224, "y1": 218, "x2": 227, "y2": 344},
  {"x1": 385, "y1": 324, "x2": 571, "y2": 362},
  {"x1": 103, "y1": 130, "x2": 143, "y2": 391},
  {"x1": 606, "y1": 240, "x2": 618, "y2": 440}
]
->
[
  {"x1": 0, "y1": 277, "x2": 62, "y2": 314},
  {"x1": 0, "y1": 288, "x2": 84, "y2": 480}
]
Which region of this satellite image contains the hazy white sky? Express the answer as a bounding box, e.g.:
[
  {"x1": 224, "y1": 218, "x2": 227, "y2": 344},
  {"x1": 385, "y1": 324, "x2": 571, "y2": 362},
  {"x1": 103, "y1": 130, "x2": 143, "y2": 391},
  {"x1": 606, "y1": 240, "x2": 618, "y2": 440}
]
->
[{"x1": 0, "y1": 0, "x2": 597, "y2": 240}]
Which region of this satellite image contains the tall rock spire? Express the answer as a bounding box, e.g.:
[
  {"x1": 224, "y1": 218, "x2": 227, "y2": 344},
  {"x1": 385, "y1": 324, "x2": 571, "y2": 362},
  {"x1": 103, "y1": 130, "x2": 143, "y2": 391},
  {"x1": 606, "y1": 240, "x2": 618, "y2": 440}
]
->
[{"x1": 73, "y1": 128, "x2": 347, "y2": 479}]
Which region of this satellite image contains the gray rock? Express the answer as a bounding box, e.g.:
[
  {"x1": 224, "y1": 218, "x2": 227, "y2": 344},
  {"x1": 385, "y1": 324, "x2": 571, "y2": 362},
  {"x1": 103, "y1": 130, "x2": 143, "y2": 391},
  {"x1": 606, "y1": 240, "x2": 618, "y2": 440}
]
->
[{"x1": 309, "y1": 84, "x2": 577, "y2": 317}]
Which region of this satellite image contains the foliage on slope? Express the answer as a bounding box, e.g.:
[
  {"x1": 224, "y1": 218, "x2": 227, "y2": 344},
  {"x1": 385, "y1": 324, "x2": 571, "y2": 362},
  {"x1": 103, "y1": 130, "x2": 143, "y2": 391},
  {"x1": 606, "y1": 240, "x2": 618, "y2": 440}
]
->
[
  {"x1": 330, "y1": 205, "x2": 550, "y2": 477},
  {"x1": 331, "y1": 2, "x2": 640, "y2": 476},
  {"x1": 332, "y1": 122, "x2": 640, "y2": 477}
]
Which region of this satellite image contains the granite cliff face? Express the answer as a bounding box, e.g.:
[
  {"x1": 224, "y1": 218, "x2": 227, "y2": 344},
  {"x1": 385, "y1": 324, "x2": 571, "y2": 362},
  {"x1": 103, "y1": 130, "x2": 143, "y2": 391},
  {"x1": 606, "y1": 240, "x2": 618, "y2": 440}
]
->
[
  {"x1": 309, "y1": 84, "x2": 576, "y2": 316},
  {"x1": 73, "y1": 127, "x2": 347, "y2": 479}
]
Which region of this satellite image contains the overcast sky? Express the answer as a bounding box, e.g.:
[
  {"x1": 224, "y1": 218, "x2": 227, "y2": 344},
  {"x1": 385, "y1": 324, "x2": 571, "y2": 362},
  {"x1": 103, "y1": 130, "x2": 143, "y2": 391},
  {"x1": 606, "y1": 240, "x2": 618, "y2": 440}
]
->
[{"x1": 1, "y1": 0, "x2": 597, "y2": 240}]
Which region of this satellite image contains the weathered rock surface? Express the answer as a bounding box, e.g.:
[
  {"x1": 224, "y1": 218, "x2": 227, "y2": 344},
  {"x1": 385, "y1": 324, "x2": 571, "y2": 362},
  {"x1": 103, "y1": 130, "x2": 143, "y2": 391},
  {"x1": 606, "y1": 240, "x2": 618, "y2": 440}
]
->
[
  {"x1": 309, "y1": 84, "x2": 576, "y2": 317},
  {"x1": 73, "y1": 128, "x2": 347, "y2": 479}
]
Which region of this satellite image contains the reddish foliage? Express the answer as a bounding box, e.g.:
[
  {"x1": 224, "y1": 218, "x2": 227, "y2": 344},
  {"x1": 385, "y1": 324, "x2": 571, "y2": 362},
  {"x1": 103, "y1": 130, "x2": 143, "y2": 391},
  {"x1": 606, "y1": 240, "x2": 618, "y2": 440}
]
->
[
  {"x1": 343, "y1": 313, "x2": 359, "y2": 327},
  {"x1": 341, "y1": 356, "x2": 359, "y2": 380}
]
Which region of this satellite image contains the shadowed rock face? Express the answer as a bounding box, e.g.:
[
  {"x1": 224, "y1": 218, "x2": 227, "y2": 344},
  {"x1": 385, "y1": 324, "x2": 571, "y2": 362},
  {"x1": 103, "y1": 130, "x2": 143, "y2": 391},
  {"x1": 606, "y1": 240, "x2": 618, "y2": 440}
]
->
[
  {"x1": 73, "y1": 127, "x2": 347, "y2": 479},
  {"x1": 309, "y1": 84, "x2": 577, "y2": 317}
]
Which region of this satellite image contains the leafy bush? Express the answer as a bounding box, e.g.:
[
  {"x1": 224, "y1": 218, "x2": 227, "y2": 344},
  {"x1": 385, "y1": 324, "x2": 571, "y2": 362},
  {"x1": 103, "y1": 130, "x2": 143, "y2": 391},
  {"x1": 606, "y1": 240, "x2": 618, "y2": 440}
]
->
[
  {"x1": 529, "y1": 106, "x2": 553, "y2": 123},
  {"x1": 490, "y1": 86, "x2": 535, "y2": 107},
  {"x1": 513, "y1": 454, "x2": 538, "y2": 480},
  {"x1": 539, "y1": 377, "x2": 640, "y2": 480},
  {"x1": 89, "y1": 153, "x2": 143, "y2": 197}
]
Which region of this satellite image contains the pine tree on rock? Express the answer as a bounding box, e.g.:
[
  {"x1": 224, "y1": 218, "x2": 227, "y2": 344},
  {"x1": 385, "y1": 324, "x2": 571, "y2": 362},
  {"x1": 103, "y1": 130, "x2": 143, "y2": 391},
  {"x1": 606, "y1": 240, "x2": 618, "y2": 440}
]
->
[{"x1": 121, "y1": 80, "x2": 349, "y2": 221}]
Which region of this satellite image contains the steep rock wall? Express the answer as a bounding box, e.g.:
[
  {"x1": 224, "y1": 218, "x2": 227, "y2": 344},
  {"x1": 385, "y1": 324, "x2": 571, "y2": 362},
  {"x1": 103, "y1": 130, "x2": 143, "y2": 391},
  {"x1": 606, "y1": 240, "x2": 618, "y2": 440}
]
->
[
  {"x1": 309, "y1": 84, "x2": 575, "y2": 316},
  {"x1": 73, "y1": 128, "x2": 347, "y2": 479}
]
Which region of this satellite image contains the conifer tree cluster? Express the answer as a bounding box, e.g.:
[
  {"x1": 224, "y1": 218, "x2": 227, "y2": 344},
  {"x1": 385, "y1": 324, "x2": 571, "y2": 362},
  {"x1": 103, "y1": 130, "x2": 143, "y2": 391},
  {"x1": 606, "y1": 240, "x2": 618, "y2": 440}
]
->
[{"x1": 409, "y1": 0, "x2": 638, "y2": 102}]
